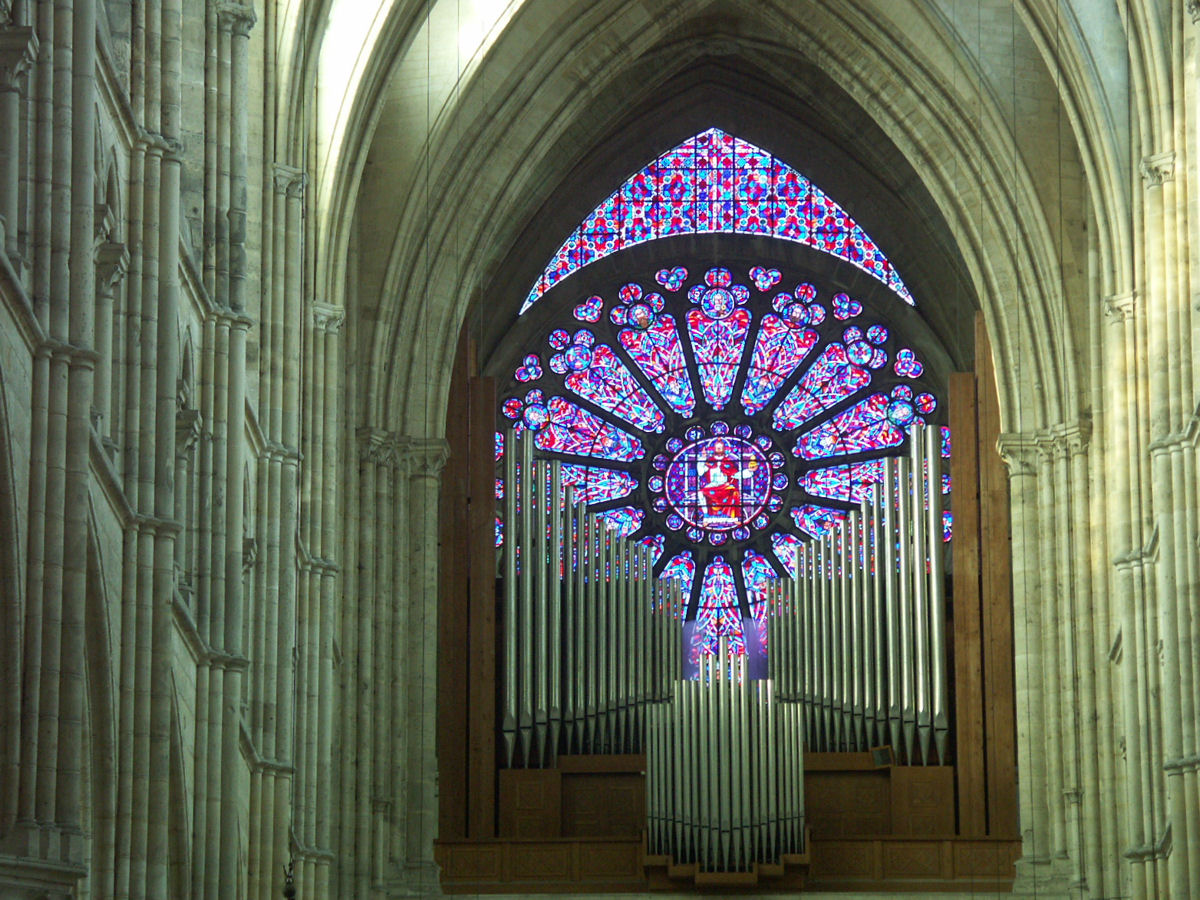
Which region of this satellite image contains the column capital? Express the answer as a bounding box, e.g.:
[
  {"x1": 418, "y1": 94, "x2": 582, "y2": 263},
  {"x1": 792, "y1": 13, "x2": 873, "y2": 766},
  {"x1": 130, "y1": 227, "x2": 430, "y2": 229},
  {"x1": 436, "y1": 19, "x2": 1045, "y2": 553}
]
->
[
  {"x1": 1038, "y1": 419, "x2": 1091, "y2": 458},
  {"x1": 1103, "y1": 290, "x2": 1136, "y2": 323},
  {"x1": 1140, "y1": 150, "x2": 1175, "y2": 186},
  {"x1": 312, "y1": 302, "x2": 345, "y2": 334},
  {"x1": 995, "y1": 433, "x2": 1040, "y2": 476},
  {"x1": 217, "y1": 1, "x2": 258, "y2": 36},
  {"x1": 176, "y1": 408, "x2": 203, "y2": 454},
  {"x1": 1113, "y1": 526, "x2": 1159, "y2": 572},
  {"x1": 404, "y1": 438, "x2": 450, "y2": 479},
  {"x1": 0, "y1": 27, "x2": 38, "y2": 92},
  {"x1": 273, "y1": 164, "x2": 308, "y2": 197},
  {"x1": 95, "y1": 241, "x2": 130, "y2": 293},
  {"x1": 1188, "y1": 0, "x2": 1199, "y2": 25},
  {"x1": 357, "y1": 426, "x2": 406, "y2": 468}
]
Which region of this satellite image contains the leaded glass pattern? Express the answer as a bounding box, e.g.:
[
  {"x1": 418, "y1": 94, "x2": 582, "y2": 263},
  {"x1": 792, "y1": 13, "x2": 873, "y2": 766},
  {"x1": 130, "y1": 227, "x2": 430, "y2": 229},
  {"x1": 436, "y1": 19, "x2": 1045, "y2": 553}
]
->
[
  {"x1": 500, "y1": 262, "x2": 945, "y2": 657},
  {"x1": 521, "y1": 128, "x2": 914, "y2": 313}
]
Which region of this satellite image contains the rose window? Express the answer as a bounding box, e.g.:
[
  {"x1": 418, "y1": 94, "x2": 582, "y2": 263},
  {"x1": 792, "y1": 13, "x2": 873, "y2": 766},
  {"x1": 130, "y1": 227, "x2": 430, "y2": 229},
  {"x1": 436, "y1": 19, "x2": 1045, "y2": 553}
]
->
[{"x1": 499, "y1": 262, "x2": 949, "y2": 658}]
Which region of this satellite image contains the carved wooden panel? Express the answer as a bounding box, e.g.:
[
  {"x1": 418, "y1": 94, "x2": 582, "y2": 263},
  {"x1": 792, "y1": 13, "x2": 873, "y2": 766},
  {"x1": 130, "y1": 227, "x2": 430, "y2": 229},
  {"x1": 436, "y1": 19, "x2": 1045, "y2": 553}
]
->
[
  {"x1": 561, "y1": 773, "x2": 644, "y2": 837},
  {"x1": 507, "y1": 842, "x2": 573, "y2": 880},
  {"x1": 808, "y1": 838, "x2": 881, "y2": 878},
  {"x1": 891, "y1": 766, "x2": 955, "y2": 835},
  {"x1": 881, "y1": 840, "x2": 946, "y2": 877},
  {"x1": 578, "y1": 842, "x2": 643, "y2": 879},
  {"x1": 498, "y1": 770, "x2": 561, "y2": 837},
  {"x1": 805, "y1": 771, "x2": 891, "y2": 836},
  {"x1": 437, "y1": 843, "x2": 503, "y2": 880}
]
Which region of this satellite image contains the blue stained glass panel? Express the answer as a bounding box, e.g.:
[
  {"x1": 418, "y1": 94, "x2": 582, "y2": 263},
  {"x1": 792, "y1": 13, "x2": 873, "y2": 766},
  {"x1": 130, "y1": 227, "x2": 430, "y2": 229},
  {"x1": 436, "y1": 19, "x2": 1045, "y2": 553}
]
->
[
  {"x1": 793, "y1": 393, "x2": 908, "y2": 460},
  {"x1": 694, "y1": 606, "x2": 747, "y2": 659},
  {"x1": 639, "y1": 534, "x2": 666, "y2": 568},
  {"x1": 521, "y1": 128, "x2": 914, "y2": 313},
  {"x1": 660, "y1": 550, "x2": 697, "y2": 600},
  {"x1": 687, "y1": 308, "x2": 751, "y2": 411},
  {"x1": 800, "y1": 459, "x2": 887, "y2": 504},
  {"x1": 741, "y1": 316, "x2": 820, "y2": 414},
  {"x1": 770, "y1": 532, "x2": 802, "y2": 576},
  {"x1": 619, "y1": 314, "x2": 695, "y2": 416},
  {"x1": 741, "y1": 549, "x2": 776, "y2": 602},
  {"x1": 559, "y1": 464, "x2": 637, "y2": 506},
  {"x1": 790, "y1": 504, "x2": 848, "y2": 539},
  {"x1": 742, "y1": 549, "x2": 776, "y2": 654},
  {"x1": 562, "y1": 344, "x2": 666, "y2": 433},
  {"x1": 773, "y1": 344, "x2": 873, "y2": 430},
  {"x1": 596, "y1": 506, "x2": 644, "y2": 537},
  {"x1": 533, "y1": 396, "x2": 645, "y2": 462},
  {"x1": 694, "y1": 556, "x2": 746, "y2": 657}
]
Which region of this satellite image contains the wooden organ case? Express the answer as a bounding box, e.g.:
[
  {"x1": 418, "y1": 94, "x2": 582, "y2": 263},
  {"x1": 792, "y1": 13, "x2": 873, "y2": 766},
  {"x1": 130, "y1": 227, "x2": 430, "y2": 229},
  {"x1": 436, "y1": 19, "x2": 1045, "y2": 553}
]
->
[{"x1": 435, "y1": 315, "x2": 1020, "y2": 893}]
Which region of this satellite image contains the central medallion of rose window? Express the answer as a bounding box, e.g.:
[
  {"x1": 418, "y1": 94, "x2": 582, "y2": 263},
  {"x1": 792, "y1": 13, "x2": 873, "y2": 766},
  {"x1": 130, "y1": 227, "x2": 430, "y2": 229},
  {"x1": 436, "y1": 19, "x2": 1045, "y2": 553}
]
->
[{"x1": 648, "y1": 422, "x2": 788, "y2": 546}]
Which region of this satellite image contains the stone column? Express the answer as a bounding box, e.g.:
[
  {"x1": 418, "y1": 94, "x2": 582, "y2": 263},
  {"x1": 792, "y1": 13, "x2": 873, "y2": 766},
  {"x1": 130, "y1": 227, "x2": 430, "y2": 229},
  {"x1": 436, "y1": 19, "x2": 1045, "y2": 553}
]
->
[
  {"x1": 269, "y1": 164, "x2": 305, "y2": 900},
  {"x1": 999, "y1": 434, "x2": 1062, "y2": 894},
  {"x1": 316, "y1": 302, "x2": 343, "y2": 900},
  {"x1": 1063, "y1": 423, "x2": 1104, "y2": 897},
  {"x1": 401, "y1": 438, "x2": 448, "y2": 895}
]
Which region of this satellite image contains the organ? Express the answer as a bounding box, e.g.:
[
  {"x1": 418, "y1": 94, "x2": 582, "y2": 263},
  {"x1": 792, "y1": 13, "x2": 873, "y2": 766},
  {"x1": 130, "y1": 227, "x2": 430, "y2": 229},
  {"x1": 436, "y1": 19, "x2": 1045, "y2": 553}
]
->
[
  {"x1": 493, "y1": 420, "x2": 949, "y2": 877},
  {"x1": 435, "y1": 315, "x2": 1020, "y2": 894}
]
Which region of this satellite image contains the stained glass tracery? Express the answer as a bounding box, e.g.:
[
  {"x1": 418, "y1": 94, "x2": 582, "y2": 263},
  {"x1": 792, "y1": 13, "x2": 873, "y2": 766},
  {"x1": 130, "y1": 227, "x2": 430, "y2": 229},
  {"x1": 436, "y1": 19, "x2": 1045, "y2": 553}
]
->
[
  {"x1": 502, "y1": 262, "x2": 944, "y2": 656},
  {"x1": 522, "y1": 128, "x2": 914, "y2": 314}
]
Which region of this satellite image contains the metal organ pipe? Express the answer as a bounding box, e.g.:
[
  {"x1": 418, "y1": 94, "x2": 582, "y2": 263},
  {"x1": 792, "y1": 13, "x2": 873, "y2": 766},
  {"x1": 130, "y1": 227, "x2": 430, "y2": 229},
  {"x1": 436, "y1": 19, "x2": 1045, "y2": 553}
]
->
[
  {"x1": 501, "y1": 429, "x2": 517, "y2": 766},
  {"x1": 926, "y1": 426, "x2": 950, "y2": 764},
  {"x1": 517, "y1": 431, "x2": 534, "y2": 765},
  {"x1": 911, "y1": 426, "x2": 932, "y2": 764}
]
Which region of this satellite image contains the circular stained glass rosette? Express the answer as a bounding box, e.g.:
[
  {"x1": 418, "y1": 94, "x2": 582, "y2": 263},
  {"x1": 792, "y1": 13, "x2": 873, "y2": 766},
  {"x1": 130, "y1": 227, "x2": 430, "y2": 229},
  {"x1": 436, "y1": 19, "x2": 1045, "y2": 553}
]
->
[
  {"x1": 648, "y1": 423, "x2": 786, "y2": 548},
  {"x1": 499, "y1": 264, "x2": 947, "y2": 658}
]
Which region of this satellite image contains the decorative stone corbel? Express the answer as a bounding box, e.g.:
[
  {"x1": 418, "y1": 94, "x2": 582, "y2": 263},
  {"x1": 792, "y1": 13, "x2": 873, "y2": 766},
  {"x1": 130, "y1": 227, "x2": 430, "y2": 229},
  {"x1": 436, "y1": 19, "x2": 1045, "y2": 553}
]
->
[
  {"x1": 1113, "y1": 524, "x2": 1159, "y2": 573},
  {"x1": 357, "y1": 426, "x2": 407, "y2": 470},
  {"x1": 242, "y1": 536, "x2": 258, "y2": 574},
  {"x1": 1188, "y1": 0, "x2": 1200, "y2": 26}
]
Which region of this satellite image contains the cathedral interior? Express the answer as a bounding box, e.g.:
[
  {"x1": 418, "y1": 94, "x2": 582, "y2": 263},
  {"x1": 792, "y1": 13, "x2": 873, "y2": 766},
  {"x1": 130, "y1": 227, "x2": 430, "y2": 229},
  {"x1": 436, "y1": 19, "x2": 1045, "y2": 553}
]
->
[{"x1": 1, "y1": 0, "x2": 1199, "y2": 897}]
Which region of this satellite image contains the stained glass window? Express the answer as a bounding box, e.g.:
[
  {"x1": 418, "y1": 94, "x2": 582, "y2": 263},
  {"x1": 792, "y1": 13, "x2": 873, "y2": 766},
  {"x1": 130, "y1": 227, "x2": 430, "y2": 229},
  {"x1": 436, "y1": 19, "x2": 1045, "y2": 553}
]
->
[
  {"x1": 521, "y1": 128, "x2": 914, "y2": 314},
  {"x1": 500, "y1": 261, "x2": 945, "y2": 658}
]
